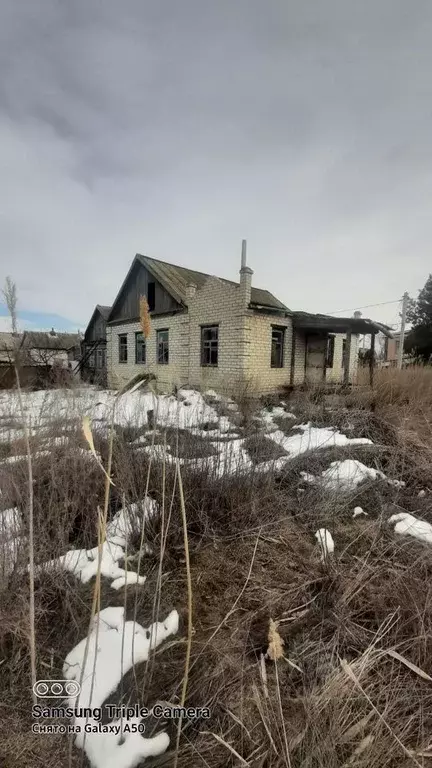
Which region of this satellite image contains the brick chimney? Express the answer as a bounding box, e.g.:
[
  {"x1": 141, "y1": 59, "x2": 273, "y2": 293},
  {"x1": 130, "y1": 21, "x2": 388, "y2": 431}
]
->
[
  {"x1": 239, "y1": 239, "x2": 253, "y2": 307},
  {"x1": 186, "y1": 283, "x2": 197, "y2": 300},
  {"x1": 353, "y1": 311, "x2": 362, "y2": 319}
]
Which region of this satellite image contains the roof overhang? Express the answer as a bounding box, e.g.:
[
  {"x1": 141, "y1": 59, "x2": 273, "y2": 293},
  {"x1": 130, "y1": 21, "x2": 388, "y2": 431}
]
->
[
  {"x1": 292, "y1": 312, "x2": 393, "y2": 338},
  {"x1": 249, "y1": 303, "x2": 291, "y2": 315}
]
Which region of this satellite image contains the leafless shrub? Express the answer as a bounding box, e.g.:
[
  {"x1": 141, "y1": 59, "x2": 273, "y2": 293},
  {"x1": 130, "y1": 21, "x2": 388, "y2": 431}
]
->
[{"x1": 1, "y1": 381, "x2": 432, "y2": 767}]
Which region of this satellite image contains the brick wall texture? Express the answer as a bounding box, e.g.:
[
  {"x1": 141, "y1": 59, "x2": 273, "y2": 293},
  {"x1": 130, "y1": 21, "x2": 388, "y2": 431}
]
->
[{"x1": 107, "y1": 276, "x2": 359, "y2": 394}]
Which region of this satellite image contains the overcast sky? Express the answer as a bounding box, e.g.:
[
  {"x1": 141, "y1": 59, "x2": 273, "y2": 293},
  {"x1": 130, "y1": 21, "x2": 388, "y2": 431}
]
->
[{"x1": 1, "y1": 0, "x2": 431, "y2": 332}]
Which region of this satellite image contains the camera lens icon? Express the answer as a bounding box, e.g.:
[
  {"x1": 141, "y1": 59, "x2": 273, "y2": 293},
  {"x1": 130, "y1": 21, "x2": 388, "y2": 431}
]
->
[
  {"x1": 64, "y1": 681, "x2": 80, "y2": 697},
  {"x1": 33, "y1": 679, "x2": 81, "y2": 698},
  {"x1": 34, "y1": 681, "x2": 49, "y2": 697}
]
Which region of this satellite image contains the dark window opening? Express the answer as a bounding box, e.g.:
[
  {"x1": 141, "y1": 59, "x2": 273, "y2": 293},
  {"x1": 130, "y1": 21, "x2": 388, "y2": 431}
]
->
[
  {"x1": 148, "y1": 282, "x2": 156, "y2": 312},
  {"x1": 118, "y1": 334, "x2": 128, "y2": 363},
  {"x1": 157, "y1": 329, "x2": 169, "y2": 364},
  {"x1": 135, "y1": 332, "x2": 146, "y2": 364},
  {"x1": 341, "y1": 338, "x2": 347, "y2": 368},
  {"x1": 326, "y1": 336, "x2": 335, "y2": 368},
  {"x1": 201, "y1": 325, "x2": 219, "y2": 367},
  {"x1": 271, "y1": 327, "x2": 285, "y2": 368}
]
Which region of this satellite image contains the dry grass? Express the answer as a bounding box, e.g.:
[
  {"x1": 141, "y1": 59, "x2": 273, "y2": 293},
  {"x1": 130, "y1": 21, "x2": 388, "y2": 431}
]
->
[{"x1": 1, "y1": 379, "x2": 432, "y2": 767}]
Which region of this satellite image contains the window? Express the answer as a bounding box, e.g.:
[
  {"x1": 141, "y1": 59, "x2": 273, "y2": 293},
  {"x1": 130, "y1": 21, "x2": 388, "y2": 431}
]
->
[
  {"x1": 118, "y1": 334, "x2": 128, "y2": 363},
  {"x1": 326, "y1": 336, "x2": 335, "y2": 368},
  {"x1": 157, "y1": 329, "x2": 169, "y2": 364},
  {"x1": 148, "y1": 282, "x2": 156, "y2": 312},
  {"x1": 271, "y1": 326, "x2": 285, "y2": 368},
  {"x1": 201, "y1": 325, "x2": 219, "y2": 367},
  {"x1": 88, "y1": 353, "x2": 95, "y2": 368},
  {"x1": 96, "y1": 348, "x2": 105, "y2": 369},
  {"x1": 135, "y1": 332, "x2": 146, "y2": 364}
]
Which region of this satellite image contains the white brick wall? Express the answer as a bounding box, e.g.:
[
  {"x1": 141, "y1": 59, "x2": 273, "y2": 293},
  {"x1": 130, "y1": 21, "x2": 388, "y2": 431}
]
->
[
  {"x1": 107, "y1": 314, "x2": 188, "y2": 392},
  {"x1": 107, "y1": 277, "x2": 360, "y2": 393},
  {"x1": 325, "y1": 334, "x2": 359, "y2": 383},
  {"x1": 244, "y1": 314, "x2": 292, "y2": 393}
]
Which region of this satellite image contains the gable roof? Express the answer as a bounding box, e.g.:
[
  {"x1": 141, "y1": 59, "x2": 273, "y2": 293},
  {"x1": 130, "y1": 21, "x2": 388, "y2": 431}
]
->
[
  {"x1": 135, "y1": 254, "x2": 289, "y2": 312},
  {"x1": 0, "y1": 332, "x2": 23, "y2": 363},
  {"x1": 23, "y1": 331, "x2": 81, "y2": 350},
  {"x1": 96, "y1": 305, "x2": 112, "y2": 321},
  {"x1": 84, "y1": 305, "x2": 112, "y2": 340}
]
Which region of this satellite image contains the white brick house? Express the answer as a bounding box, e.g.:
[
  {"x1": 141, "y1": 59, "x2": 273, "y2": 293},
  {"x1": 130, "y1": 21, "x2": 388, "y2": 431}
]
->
[{"x1": 103, "y1": 244, "x2": 391, "y2": 394}]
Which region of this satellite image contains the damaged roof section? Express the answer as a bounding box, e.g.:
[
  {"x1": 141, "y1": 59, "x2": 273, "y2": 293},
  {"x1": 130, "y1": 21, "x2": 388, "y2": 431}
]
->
[
  {"x1": 136, "y1": 254, "x2": 289, "y2": 312},
  {"x1": 292, "y1": 311, "x2": 394, "y2": 337}
]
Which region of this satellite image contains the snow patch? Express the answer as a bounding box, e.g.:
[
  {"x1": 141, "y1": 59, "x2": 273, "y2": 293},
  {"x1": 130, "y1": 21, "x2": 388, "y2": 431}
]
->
[
  {"x1": 63, "y1": 606, "x2": 178, "y2": 768},
  {"x1": 388, "y1": 512, "x2": 432, "y2": 545},
  {"x1": 268, "y1": 423, "x2": 372, "y2": 458},
  {"x1": 353, "y1": 506, "x2": 368, "y2": 518},
  {"x1": 315, "y1": 529, "x2": 335, "y2": 561},
  {"x1": 301, "y1": 460, "x2": 405, "y2": 491},
  {"x1": 33, "y1": 499, "x2": 156, "y2": 588}
]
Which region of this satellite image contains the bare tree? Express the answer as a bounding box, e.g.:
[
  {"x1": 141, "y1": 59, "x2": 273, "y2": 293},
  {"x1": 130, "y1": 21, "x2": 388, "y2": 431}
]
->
[
  {"x1": 2, "y1": 276, "x2": 37, "y2": 703},
  {"x1": 3, "y1": 275, "x2": 18, "y2": 335}
]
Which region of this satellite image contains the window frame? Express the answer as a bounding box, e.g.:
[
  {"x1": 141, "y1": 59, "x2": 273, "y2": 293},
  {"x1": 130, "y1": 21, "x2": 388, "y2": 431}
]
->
[
  {"x1": 118, "y1": 333, "x2": 128, "y2": 364},
  {"x1": 200, "y1": 324, "x2": 219, "y2": 367},
  {"x1": 270, "y1": 326, "x2": 285, "y2": 368},
  {"x1": 96, "y1": 347, "x2": 104, "y2": 369},
  {"x1": 135, "y1": 331, "x2": 146, "y2": 364},
  {"x1": 157, "y1": 329, "x2": 169, "y2": 365}
]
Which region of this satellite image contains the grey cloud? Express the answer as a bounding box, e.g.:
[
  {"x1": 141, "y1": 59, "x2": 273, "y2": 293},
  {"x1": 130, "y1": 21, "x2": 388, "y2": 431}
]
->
[{"x1": 1, "y1": 0, "x2": 432, "y2": 327}]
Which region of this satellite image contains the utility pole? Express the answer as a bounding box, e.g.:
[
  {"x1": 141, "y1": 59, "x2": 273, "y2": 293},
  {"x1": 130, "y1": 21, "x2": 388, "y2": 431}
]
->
[{"x1": 397, "y1": 292, "x2": 409, "y2": 370}]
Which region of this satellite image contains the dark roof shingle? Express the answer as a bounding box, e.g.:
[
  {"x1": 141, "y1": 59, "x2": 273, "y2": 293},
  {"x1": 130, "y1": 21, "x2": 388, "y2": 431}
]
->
[{"x1": 96, "y1": 305, "x2": 112, "y2": 320}]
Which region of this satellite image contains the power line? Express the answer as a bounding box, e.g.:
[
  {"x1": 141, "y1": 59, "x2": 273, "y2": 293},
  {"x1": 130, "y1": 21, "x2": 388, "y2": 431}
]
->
[{"x1": 327, "y1": 298, "x2": 401, "y2": 315}]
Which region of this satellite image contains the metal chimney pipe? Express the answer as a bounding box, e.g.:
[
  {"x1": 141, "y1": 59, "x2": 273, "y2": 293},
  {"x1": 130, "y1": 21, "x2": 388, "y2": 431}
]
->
[{"x1": 241, "y1": 239, "x2": 247, "y2": 269}]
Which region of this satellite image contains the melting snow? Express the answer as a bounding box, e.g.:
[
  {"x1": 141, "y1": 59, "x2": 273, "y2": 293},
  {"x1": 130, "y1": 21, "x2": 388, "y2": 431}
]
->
[
  {"x1": 268, "y1": 423, "x2": 372, "y2": 458},
  {"x1": 33, "y1": 499, "x2": 156, "y2": 588},
  {"x1": 0, "y1": 450, "x2": 51, "y2": 466},
  {"x1": 258, "y1": 407, "x2": 296, "y2": 432},
  {"x1": 315, "y1": 529, "x2": 335, "y2": 560},
  {"x1": 388, "y1": 512, "x2": 432, "y2": 545},
  {"x1": 0, "y1": 387, "x2": 220, "y2": 434},
  {"x1": 63, "y1": 606, "x2": 178, "y2": 768},
  {"x1": 353, "y1": 506, "x2": 368, "y2": 518},
  {"x1": 302, "y1": 459, "x2": 404, "y2": 491}
]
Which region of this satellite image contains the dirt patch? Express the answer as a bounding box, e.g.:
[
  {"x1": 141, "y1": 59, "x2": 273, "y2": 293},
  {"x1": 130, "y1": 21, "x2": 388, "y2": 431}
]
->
[{"x1": 244, "y1": 434, "x2": 288, "y2": 464}]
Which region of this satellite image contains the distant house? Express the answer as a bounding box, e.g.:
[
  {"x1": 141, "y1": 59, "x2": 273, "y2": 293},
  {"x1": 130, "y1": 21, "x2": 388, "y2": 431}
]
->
[
  {"x1": 383, "y1": 331, "x2": 414, "y2": 367},
  {"x1": 80, "y1": 305, "x2": 111, "y2": 385},
  {"x1": 23, "y1": 330, "x2": 82, "y2": 369},
  {"x1": 99, "y1": 245, "x2": 392, "y2": 395},
  {"x1": 0, "y1": 332, "x2": 21, "y2": 388},
  {"x1": 0, "y1": 329, "x2": 81, "y2": 388}
]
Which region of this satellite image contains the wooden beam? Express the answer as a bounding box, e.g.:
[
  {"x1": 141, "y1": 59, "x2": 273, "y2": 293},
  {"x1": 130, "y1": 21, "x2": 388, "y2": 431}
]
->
[
  {"x1": 323, "y1": 336, "x2": 328, "y2": 381},
  {"x1": 343, "y1": 332, "x2": 352, "y2": 387},
  {"x1": 369, "y1": 332, "x2": 376, "y2": 387},
  {"x1": 290, "y1": 329, "x2": 296, "y2": 386}
]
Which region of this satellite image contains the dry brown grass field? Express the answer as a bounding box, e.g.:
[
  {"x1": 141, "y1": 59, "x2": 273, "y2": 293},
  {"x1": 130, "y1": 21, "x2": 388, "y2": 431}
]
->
[{"x1": 1, "y1": 368, "x2": 432, "y2": 768}]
